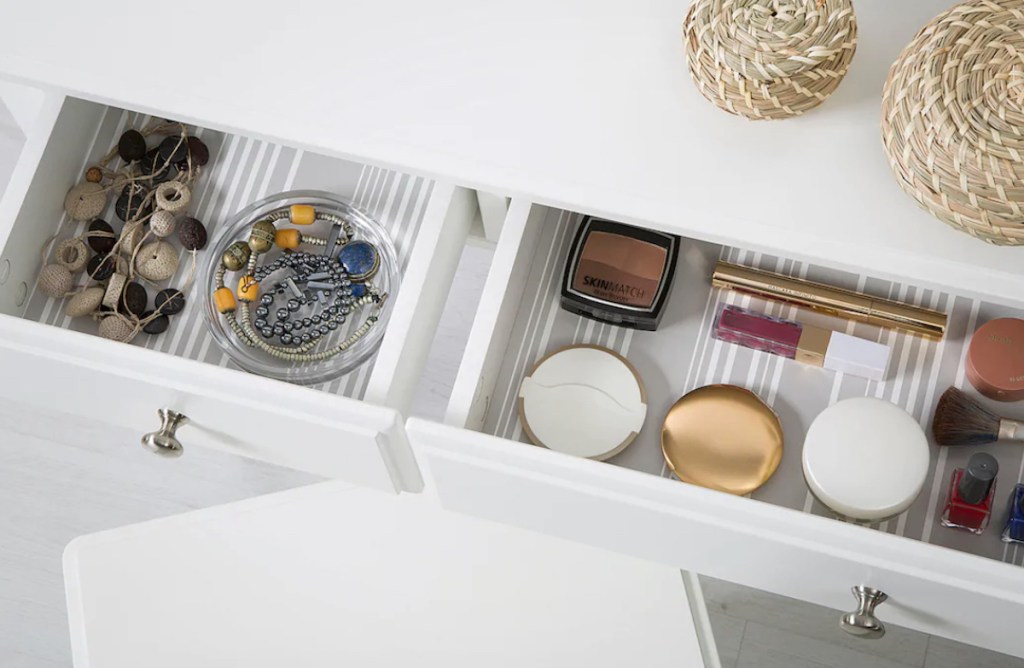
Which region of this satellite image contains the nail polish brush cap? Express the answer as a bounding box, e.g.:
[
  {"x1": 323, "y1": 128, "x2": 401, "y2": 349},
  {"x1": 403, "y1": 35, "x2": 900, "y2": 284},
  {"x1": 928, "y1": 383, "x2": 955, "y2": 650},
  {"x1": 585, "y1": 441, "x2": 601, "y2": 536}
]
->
[{"x1": 959, "y1": 452, "x2": 998, "y2": 504}]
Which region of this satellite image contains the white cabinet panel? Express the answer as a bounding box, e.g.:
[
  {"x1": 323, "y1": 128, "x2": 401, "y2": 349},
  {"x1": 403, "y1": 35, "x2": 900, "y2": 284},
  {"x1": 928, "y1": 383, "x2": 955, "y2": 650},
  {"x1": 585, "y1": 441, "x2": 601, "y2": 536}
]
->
[
  {"x1": 64, "y1": 483, "x2": 705, "y2": 668},
  {"x1": 1, "y1": 2, "x2": 1017, "y2": 306}
]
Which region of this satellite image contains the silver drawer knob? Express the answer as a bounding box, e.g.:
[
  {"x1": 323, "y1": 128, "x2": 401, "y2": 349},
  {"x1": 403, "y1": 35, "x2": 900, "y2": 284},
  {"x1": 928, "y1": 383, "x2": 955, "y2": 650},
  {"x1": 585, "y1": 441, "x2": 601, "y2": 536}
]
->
[
  {"x1": 840, "y1": 586, "x2": 888, "y2": 639},
  {"x1": 141, "y1": 409, "x2": 189, "y2": 458}
]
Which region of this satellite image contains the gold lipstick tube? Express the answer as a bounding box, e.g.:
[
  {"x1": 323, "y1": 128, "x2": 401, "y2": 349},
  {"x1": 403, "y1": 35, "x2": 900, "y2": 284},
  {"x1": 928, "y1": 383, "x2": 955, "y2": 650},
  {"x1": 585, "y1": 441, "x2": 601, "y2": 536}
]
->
[{"x1": 711, "y1": 262, "x2": 947, "y2": 339}]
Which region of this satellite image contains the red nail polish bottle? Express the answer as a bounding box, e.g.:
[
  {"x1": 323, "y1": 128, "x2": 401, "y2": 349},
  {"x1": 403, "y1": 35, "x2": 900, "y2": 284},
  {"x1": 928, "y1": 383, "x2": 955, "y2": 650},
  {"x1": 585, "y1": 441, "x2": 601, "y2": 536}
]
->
[{"x1": 941, "y1": 452, "x2": 999, "y2": 534}]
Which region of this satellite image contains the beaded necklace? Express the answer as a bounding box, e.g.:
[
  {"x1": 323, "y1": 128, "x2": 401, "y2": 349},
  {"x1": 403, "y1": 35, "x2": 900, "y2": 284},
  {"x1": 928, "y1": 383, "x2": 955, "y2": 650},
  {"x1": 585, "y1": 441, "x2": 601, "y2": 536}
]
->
[
  {"x1": 42, "y1": 121, "x2": 210, "y2": 342},
  {"x1": 212, "y1": 204, "x2": 387, "y2": 364}
]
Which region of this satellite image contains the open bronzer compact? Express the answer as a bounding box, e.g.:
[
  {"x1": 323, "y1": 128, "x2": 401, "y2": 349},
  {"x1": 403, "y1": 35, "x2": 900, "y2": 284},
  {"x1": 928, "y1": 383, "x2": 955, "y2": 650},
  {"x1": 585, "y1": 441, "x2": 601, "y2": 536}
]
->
[{"x1": 560, "y1": 216, "x2": 680, "y2": 331}]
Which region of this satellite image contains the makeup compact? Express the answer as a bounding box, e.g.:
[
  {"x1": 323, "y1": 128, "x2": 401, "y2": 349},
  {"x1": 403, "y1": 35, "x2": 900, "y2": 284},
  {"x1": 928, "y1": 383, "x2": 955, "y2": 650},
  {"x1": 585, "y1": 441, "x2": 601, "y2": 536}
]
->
[
  {"x1": 518, "y1": 344, "x2": 647, "y2": 460},
  {"x1": 802, "y1": 398, "x2": 929, "y2": 522},
  {"x1": 661, "y1": 385, "x2": 783, "y2": 495},
  {"x1": 966, "y1": 318, "x2": 1024, "y2": 401},
  {"x1": 561, "y1": 217, "x2": 680, "y2": 331}
]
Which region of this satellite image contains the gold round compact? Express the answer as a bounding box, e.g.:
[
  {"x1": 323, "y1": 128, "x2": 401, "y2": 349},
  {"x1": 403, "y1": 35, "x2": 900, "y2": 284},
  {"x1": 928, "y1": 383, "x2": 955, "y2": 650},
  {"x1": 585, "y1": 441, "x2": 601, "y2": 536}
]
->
[{"x1": 661, "y1": 384, "x2": 783, "y2": 495}]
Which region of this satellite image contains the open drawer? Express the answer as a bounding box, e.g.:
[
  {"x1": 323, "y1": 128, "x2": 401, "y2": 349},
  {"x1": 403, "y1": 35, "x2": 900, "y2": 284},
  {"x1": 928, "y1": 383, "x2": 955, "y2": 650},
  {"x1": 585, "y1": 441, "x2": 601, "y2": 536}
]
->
[
  {"x1": 0, "y1": 94, "x2": 477, "y2": 492},
  {"x1": 408, "y1": 199, "x2": 1024, "y2": 657}
]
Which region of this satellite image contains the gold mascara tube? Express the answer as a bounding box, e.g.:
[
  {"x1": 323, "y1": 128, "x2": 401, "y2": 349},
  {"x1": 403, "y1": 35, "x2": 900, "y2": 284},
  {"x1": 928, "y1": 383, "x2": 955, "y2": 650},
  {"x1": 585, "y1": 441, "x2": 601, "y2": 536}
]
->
[{"x1": 711, "y1": 262, "x2": 947, "y2": 339}]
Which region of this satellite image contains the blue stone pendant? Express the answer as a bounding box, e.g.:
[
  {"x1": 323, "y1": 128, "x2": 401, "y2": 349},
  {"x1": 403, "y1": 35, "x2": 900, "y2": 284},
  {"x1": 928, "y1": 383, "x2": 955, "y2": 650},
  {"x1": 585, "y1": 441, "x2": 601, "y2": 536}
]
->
[{"x1": 338, "y1": 240, "x2": 380, "y2": 281}]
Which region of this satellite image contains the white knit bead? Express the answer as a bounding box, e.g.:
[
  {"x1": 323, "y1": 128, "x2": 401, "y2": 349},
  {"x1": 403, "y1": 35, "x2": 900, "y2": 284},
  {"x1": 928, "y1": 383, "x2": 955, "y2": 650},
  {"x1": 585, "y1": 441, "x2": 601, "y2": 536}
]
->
[
  {"x1": 38, "y1": 264, "x2": 73, "y2": 298},
  {"x1": 101, "y1": 273, "x2": 129, "y2": 310},
  {"x1": 135, "y1": 241, "x2": 179, "y2": 281},
  {"x1": 64, "y1": 182, "x2": 107, "y2": 222},
  {"x1": 155, "y1": 182, "x2": 190, "y2": 213},
  {"x1": 54, "y1": 238, "x2": 89, "y2": 273},
  {"x1": 150, "y1": 210, "x2": 177, "y2": 238},
  {"x1": 98, "y1": 315, "x2": 135, "y2": 342},
  {"x1": 120, "y1": 221, "x2": 146, "y2": 255},
  {"x1": 65, "y1": 286, "x2": 104, "y2": 318}
]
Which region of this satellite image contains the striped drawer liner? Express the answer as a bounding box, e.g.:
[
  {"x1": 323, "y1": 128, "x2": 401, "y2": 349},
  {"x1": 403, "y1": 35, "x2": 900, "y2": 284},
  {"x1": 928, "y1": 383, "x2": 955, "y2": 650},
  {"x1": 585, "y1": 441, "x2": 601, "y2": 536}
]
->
[
  {"x1": 484, "y1": 206, "x2": 1024, "y2": 567},
  {"x1": 24, "y1": 107, "x2": 433, "y2": 401}
]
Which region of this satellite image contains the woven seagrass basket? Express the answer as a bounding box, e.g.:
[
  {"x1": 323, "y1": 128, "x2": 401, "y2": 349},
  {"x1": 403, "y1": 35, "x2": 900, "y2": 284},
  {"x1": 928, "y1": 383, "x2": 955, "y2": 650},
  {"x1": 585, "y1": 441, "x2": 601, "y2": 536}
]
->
[
  {"x1": 881, "y1": 0, "x2": 1024, "y2": 245},
  {"x1": 683, "y1": 0, "x2": 858, "y2": 120}
]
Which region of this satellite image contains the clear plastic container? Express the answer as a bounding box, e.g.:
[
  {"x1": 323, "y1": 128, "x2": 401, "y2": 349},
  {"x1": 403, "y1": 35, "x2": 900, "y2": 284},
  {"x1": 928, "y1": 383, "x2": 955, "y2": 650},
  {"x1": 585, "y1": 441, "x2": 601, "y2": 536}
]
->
[{"x1": 203, "y1": 190, "x2": 399, "y2": 385}]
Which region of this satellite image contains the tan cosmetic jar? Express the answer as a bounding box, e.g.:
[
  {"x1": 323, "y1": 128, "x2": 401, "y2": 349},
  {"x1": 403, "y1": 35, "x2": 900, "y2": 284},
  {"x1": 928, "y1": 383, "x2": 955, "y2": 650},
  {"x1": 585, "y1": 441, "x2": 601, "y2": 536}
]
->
[{"x1": 967, "y1": 318, "x2": 1024, "y2": 401}]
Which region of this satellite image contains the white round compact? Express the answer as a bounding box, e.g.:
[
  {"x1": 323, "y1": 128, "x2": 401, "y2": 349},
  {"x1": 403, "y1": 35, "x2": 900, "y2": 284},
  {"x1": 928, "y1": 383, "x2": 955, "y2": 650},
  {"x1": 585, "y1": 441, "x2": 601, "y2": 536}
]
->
[
  {"x1": 802, "y1": 397, "x2": 929, "y2": 521},
  {"x1": 518, "y1": 344, "x2": 647, "y2": 460}
]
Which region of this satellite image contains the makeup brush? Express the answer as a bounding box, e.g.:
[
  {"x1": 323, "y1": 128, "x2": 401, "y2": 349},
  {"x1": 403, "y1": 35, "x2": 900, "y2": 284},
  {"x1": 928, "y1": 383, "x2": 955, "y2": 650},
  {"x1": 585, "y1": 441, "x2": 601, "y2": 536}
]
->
[{"x1": 932, "y1": 386, "x2": 1024, "y2": 446}]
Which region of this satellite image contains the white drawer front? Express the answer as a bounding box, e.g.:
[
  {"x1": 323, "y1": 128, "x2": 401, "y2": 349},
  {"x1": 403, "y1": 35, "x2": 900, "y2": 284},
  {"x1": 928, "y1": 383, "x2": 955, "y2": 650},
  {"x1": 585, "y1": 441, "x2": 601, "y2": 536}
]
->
[
  {"x1": 410, "y1": 418, "x2": 1024, "y2": 657},
  {"x1": 0, "y1": 314, "x2": 412, "y2": 491}
]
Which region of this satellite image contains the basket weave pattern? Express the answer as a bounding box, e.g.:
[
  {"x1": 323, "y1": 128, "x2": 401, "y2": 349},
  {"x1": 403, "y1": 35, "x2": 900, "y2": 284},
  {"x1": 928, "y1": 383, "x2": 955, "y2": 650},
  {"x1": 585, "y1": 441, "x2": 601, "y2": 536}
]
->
[
  {"x1": 881, "y1": 0, "x2": 1024, "y2": 245},
  {"x1": 684, "y1": 0, "x2": 858, "y2": 120}
]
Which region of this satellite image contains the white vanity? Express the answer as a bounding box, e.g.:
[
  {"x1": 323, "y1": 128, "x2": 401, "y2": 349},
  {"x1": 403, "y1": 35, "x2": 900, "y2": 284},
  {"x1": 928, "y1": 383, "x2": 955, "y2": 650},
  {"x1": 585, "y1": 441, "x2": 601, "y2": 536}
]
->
[{"x1": 2, "y1": 0, "x2": 1024, "y2": 662}]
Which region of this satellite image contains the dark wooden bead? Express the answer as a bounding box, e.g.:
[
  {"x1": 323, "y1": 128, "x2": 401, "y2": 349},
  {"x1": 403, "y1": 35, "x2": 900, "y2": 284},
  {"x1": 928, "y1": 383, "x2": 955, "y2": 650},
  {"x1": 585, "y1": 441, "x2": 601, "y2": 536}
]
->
[
  {"x1": 87, "y1": 220, "x2": 116, "y2": 254},
  {"x1": 121, "y1": 281, "x2": 148, "y2": 317},
  {"x1": 175, "y1": 136, "x2": 210, "y2": 170},
  {"x1": 140, "y1": 148, "x2": 175, "y2": 184},
  {"x1": 178, "y1": 217, "x2": 208, "y2": 251},
  {"x1": 117, "y1": 130, "x2": 147, "y2": 163},
  {"x1": 141, "y1": 311, "x2": 170, "y2": 335},
  {"x1": 115, "y1": 184, "x2": 152, "y2": 222},
  {"x1": 155, "y1": 288, "x2": 186, "y2": 315},
  {"x1": 158, "y1": 136, "x2": 189, "y2": 164},
  {"x1": 86, "y1": 254, "x2": 116, "y2": 281}
]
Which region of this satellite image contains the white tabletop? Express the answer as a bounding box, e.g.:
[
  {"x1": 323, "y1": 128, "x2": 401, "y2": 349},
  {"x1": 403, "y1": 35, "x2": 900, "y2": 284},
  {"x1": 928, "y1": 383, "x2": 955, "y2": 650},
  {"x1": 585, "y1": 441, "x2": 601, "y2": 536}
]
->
[
  {"x1": 2, "y1": 1, "x2": 1021, "y2": 305},
  {"x1": 63, "y1": 482, "x2": 703, "y2": 668}
]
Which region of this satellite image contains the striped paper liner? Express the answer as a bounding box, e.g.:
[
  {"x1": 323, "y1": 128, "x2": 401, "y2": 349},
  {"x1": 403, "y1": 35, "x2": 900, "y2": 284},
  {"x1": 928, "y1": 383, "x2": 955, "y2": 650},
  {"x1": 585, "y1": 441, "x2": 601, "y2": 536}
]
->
[
  {"x1": 483, "y1": 207, "x2": 1024, "y2": 567},
  {"x1": 23, "y1": 108, "x2": 433, "y2": 401}
]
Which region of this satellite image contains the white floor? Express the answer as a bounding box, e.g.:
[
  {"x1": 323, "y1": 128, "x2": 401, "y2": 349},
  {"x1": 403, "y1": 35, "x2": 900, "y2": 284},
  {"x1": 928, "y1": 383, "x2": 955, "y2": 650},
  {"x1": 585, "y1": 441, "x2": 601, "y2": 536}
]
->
[
  {"x1": 2, "y1": 88, "x2": 1023, "y2": 668},
  {"x1": 0, "y1": 405, "x2": 320, "y2": 667},
  {"x1": 702, "y1": 575, "x2": 1024, "y2": 668}
]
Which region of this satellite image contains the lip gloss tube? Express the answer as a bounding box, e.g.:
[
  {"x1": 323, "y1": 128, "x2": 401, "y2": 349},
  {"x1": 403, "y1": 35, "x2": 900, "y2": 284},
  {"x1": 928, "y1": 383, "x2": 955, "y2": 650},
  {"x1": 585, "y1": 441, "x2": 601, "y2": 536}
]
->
[{"x1": 712, "y1": 305, "x2": 891, "y2": 381}]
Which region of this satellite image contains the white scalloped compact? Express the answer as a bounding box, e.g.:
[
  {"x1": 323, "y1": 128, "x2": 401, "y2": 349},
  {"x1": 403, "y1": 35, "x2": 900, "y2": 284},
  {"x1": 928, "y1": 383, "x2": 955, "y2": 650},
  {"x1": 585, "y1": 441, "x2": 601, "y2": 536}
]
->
[{"x1": 518, "y1": 344, "x2": 647, "y2": 460}]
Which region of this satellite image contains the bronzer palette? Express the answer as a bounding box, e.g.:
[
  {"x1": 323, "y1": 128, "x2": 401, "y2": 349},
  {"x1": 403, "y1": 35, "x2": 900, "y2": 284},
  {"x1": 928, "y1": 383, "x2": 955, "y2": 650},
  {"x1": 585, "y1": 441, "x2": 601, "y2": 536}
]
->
[{"x1": 561, "y1": 216, "x2": 679, "y2": 330}]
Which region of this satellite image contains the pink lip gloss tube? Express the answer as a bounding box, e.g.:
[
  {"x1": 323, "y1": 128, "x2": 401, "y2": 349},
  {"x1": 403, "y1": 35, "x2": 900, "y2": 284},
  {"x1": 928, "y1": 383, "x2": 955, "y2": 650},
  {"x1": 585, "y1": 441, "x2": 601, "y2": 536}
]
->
[{"x1": 712, "y1": 305, "x2": 890, "y2": 381}]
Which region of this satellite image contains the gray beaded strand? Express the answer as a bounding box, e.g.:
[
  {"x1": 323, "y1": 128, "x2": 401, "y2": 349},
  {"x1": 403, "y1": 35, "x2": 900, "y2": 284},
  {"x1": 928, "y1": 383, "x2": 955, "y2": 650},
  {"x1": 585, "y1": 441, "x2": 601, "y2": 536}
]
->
[
  {"x1": 237, "y1": 301, "x2": 319, "y2": 354},
  {"x1": 236, "y1": 292, "x2": 384, "y2": 362}
]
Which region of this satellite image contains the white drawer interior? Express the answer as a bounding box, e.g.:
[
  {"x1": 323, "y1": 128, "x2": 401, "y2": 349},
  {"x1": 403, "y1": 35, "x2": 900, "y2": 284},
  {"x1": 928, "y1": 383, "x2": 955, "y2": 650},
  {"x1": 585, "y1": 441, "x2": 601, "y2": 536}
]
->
[
  {"x1": 446, "y1": 199, "x2": 1024, "y2": 571},
  {"x1": 0, "y1": 96, "x2": 475, "y2": 412}
]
